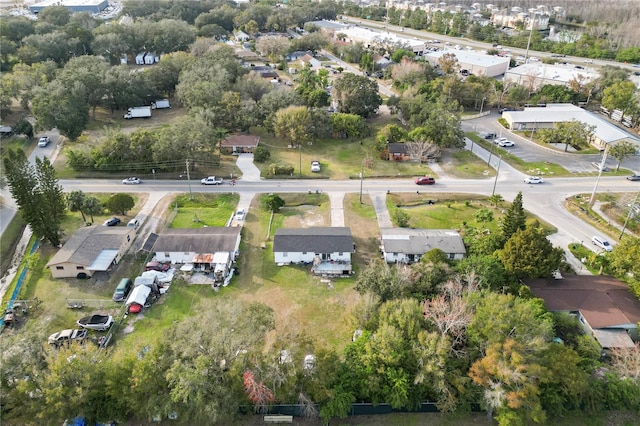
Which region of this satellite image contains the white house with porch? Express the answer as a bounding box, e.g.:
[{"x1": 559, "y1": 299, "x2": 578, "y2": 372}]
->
[{"x1": 273, "y1": 227, "x2": 355, "y2": 275}]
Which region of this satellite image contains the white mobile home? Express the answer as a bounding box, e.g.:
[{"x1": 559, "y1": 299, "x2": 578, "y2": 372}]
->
[{"x1": 380, "y1": 228, "x2": 466, "y2": 264}]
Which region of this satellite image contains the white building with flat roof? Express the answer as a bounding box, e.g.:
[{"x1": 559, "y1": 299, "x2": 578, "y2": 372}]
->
[
  {"x1": 423, "y1": 50, "x2": 510, "y2": 77},
  {"x1": 29, "y1": 0, "x2": 108, "y2": 14},
  {"x1": 505, "y1": 63, "x2": 598, "y2": 92},
  {"x1": 340, "y1": 27, "x2": 425, "y2": 55},
  {"x1": 502, "y1": 104, "x2": 640, "y2": 151}
]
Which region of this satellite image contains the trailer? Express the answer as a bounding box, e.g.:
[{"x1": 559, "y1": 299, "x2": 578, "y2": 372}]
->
[
  {"x1": 145, "y1": 52, "x2": 158, "y2": 65},
  {"x1": 135, "y1": 52, "x2": 146, "y2": 65},
  {"x1": 152, "y1": 99, "x2": 171, "y2": 109},
  {"x1": 124, "y1": 106, "x2": 152, "y2": 119}
]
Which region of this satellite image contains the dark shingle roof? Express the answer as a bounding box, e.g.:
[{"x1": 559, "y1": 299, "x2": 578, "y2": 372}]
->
[
  {"x1": 152, "y1": 228, "x2": 240, "y2": 253},
  {"x1": 220, "y1": 135, "x2": 260, "y2": 148},
  {"x1": 527, "y1": 275, "x2": 640, "y2": 328},
  {"x1": 273, "y1": 227, "x2": 354, "y2": 253}
]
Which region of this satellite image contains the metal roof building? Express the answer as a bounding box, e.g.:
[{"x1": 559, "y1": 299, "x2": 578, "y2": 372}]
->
[
  {"x1": 423, "y1": 49, "x2": 510, "y2": 77},
  {"x1": 502, "y1": 104, "x2": 640, "y2": 150},
  {"x1": 505, "y1": 62, "x2": 599, "y2": 91},
  {"x1": 29, "y1": 0, "x2": 109, "y2": 14}
]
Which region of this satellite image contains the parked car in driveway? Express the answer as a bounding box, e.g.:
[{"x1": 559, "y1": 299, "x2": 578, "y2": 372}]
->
[
  {"x1": 627, "y1": 174, "x2": 640, "y2": 181},
  {"x1": 38, "y1": 136, "x2": 51, "y2": 147},
  {"x1": 524, "y1": 176, "x2": 544, "y2": 184},
  {"x1": 145, "y1": 261, "x2": 170, "y2": 272},
  {"x1": 122, "y1": 177, "x2": 141, "y2": 185},
  {"x1": 311, "y1": 161, "x2": 321, "y2": 172},
  {"x1": 48, "y1": 329, "x2": 88, "y2": 346},
  {"x1": 415, "y1": 176, "x2": 436, "y2": 185},
  {"x1": 103, "y1": 217, "x2": 121, "y2": 226}
]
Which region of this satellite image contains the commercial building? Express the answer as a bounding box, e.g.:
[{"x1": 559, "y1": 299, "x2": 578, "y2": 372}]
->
[
  {"x1": 423, "y1": 50, "x2": 510, "y2": 77},
  {"x1": 29, "y1": 0, "x2": 108, "y2": 14}
]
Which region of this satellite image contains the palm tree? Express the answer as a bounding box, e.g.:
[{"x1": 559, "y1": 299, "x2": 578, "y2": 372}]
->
[{"x1": 488, "y1": 194, "x2": 504, "y2": 208}]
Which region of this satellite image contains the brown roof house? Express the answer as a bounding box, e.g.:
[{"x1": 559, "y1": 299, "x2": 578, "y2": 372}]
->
[
  {"x1": 527, "y1": 275, "x2": 640, "y2": 349},
  {"x1": 220, "y1": 134, "x2": 260, "y2": 154},
  {"x1": 46, "y1": 226, "x2": 136, "y2": 279}
]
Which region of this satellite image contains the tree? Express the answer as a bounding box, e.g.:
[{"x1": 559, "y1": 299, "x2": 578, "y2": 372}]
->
[
  {"x1": 501, "y1": 192, "x2": 526, "y2": 243},
  {"x1": 474, "y1": 208, "x2": 494, "y2": 224},
  {"x1": 609, "y1": 140, "x2": 638, "y2": 171},
  {"x1": 3, "y1": 150, "x2": 65, "y2": 246},
  {"x1": 38, "y1": 6, "x2": 71, "y2": 26},
  {"x1": 105, "y1": 193, "x2": 134, "y2": 215},
  {"x1": 263, "y1": 194, "x2": 285, "y2": 213},
  {"x1": 83, "y1": 196, "x2": 103, "y2": 223},
  {"x1": 31, "y1": 80, "x2": 88, "y2": 140},
  {"x1": 332, "y1": 73, "x2": 382, "y2": 118},
  {"x1": 455, "y1": 255, "x2": 514, "y2": 293},
  {"x1": 12, "y1": 118, "x2": 33, "y2": 139},
  {"x1": 391, "y1": 208, "x2": 410, "y2": 227},
  {"x1": 537, "y1": 120, "x2": 595, "y2": 152},
  {"x1": 255, "y1": 36, "x2": 289, "y2": 62},
  {"x1": 499, "y1": 224, "x2": 564, "y2": 279},
  {"x1": 330, "y1": 113, "x2": 366, "y2": 139},
  {"x1": 437, "y1": 52, "x2": 460, "y2": 74},
  {"x1": 602, "y1": 81, "x2": 639, "y2": 120},
  {"x1": 376, "y1": 124, "x2": 407, "y2": 145},
  {"x1": 67, "y1": 190, "x2": 87, "y2": 222},
  {"x1": 273, "y1": 106, "x2": 312, "y2": 156},
  {"x1": 57, "y1": 55, "x2": 109, "y2": 120},
  {"x1": 488, "y1": 194, "x2": 504, "y2": 208}
]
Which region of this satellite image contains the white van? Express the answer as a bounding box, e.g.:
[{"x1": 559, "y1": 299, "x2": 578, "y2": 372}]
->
[
  {"x1": 592, "y1": 235, "x2": 613, "y2": 252},
  {"x1": 127, "y1": 218, "x2": 139, "y2": 229}
]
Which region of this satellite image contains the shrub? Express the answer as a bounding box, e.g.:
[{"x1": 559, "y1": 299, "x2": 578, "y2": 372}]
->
[
  {"x1": 254, "y1": 145, "x2": 271, "y2": 163},
  {"x1": 267, "y1": 164, "x2": 294, "y2": 176}
]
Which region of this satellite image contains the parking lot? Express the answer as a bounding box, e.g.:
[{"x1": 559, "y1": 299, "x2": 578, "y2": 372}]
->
[{"x1": 465, "y1": 112, "x2": 640, "y2": 174}]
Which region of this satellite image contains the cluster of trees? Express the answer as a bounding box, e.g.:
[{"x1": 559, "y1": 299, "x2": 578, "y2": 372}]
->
[{"x1": 3, "y1": 250, "x2": 639, "y2": 425}]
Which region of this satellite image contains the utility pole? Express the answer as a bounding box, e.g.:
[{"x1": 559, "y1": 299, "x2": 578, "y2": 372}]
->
[
  {"x1": 492, "y1": 155, "x2": 502, "y2": 196},
  {"x1": 480, "y1": 97, "x2": 486, "y2": 114},
  {"x1": 359, "y1": 159, "x2": 364, "y2": 204},
  {"x1": 619, "y1": 191, "x2": 640, "y2": 240},
  {"x1": 185, "y1": 159, "x2": 193, "y2": 200},
  {"x1": 299, "y1": 143, "x2": 302, "y2": 176},
  {"x1": 588, "y1": 145, "x2": 609, "y2": 209},
  {"x1": 524, "y1": 13, "x2": 537, "y2": 63}
]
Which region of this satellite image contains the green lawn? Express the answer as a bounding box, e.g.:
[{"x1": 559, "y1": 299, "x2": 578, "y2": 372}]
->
[
  {"x1": 0, "y1": 214, "x2": 27, "y2": 279},
  {"x1": 441, "y1": 150, "x2": 495, "y2": 179},
  {"x1": 169, "y1": 193, "x2": 239, "y2": 228}
]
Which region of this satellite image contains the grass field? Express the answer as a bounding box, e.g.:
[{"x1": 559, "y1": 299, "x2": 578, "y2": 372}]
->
[
  {"x1": 0, "y1": 214, "x2": 27, "y2": 279},
  {"x1": 169, "y1": 193, "x2": 239, "y2": 228},
  {"x1": 440, "y1": 150, "x2": 496, "y2": 179}
]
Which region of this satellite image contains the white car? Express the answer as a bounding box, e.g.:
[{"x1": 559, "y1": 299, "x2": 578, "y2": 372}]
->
[
  {"x1": 122, "y1": 177, "x2": 141, "y2": 184},
  {"x1": 38, "y1": 136, "x2": 51, "y2": 147},
  {"x1": 494, "y1": 137, "x2": 508, "y2": 145},
  {"x1": 498, "y1": 140, "x2": 515, "y2": 147},
  {"x1": 584, "y1": 59, "x2": 593, "y2": 64},
  {"x1": 524, "y1": 176, "x2": 544, "y2": 184},
  {"x1": 311, "y1": 161, "x2": 321, "y2": 173},
  {"x1": 235, "y1": 209, "x2": 246, "y2": 221}
]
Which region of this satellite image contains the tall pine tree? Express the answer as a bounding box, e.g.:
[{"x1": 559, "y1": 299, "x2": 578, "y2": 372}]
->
[
  {"x1": 4, "y1": 149, "x2": 66, "y2": 246},
  {"x1": 501, "y1": 192, "x2": 527, "y2": 245}
]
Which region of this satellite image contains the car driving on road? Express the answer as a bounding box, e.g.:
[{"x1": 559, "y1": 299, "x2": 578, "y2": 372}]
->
[
  {"x1": 415, "y1": 176, "x2": 436, "y2": 185},
  {"x1": 498, "y1": 140, "x2": 515, "y2": 147},
  {"x1": 627, "y1": 174, "x2": 640, "y2": 181},
  {"x1": 524, "y1": 176, "x2": 544, "y2": 184},
  {"x1": 122, "y1": 177, "x2": 141, "y2": 185}
]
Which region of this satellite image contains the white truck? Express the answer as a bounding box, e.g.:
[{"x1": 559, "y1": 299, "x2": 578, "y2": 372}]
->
[
  {"x1": 124, "y1": 106, "x2": 152, "y2": 119},
  {"x1": 152, "y1": 99, "x2": 171, "y2": 109},
  {"x1": 200, "y1": 176, "x2": 224, "y2": 185}
]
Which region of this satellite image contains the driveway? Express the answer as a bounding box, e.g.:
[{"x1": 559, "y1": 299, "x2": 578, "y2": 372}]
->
[{"x1": 235, "y1": 154, "x2": 261, "y2": 182}]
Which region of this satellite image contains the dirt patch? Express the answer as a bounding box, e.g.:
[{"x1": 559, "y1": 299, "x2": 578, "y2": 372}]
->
[{"x1": 282, "y1": 205, "x2": 329, "y2": 228}]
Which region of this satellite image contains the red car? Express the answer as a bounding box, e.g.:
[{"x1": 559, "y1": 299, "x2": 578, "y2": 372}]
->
[
  {"x1": 415, "y1": 176, "x2": 436, "y2": 185},
  {"x1": 145, "y1": 261, "x2": 170, "y2": 272}
]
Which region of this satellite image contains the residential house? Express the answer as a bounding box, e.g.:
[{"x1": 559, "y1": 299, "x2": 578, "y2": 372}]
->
[
  {"x1": 220, "y1": 134, "x2": 260, "y2": 154},
  {"x1": 286, "y1": 51, "x2": 312, "y2": 62},
  {"x1": 234, "y1": 30, "x2": 250, "y2": 42},
  {"x1": 273, "y1": 227, "x2": 355, "y2": 276},
  {"x1": 248, "y1": 65, "x2": 279, "y2": 79},
  {"x1": 380, "y1": 228, "x2": 466, "y2": 263},
  {"x1": 386, "y1": 143, "x2": 410, "y2": 161},
  {"x1": 300, "y1": 54, "x2": 322, "y2": 68},
  {"x1": 527, "y1": 275, "x2": 640, "y2": 349},
  {"x1": 149, "y1": 228, "x2": 241, "y2": 272},
  {"x1": 46, "y1": 226, "x2": 136, "y2": 279}
]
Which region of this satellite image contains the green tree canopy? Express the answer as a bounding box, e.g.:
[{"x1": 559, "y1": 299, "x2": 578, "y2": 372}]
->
[
  {"x1": 499, "y1": 224, "x2": 564, "y2": 279},
  {"x1": 332, "y1": 73, "x2": 382, "y2": 118},
  {"x1": 105, "y1": 193, "x2": 134, "y2": 215}
]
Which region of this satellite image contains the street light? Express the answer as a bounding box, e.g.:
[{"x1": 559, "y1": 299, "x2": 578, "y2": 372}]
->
[
  {"x1": 480, "y1": 97, "x2": 486, "y2": 114},
  {"x1": 588, "y1": 145, "x2": 609, "y2": 209},
  {"x1": 492, "y1": 155, "x2": 502, "y2": 196}
]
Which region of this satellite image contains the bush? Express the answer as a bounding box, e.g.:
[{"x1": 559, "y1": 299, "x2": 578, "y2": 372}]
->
[
  {"x1": 498, "y1": 118, "x2": 510, "y2": 129},
  {"x1": 254, "y1": 145, "x2": 271, "y2": 163},
  {"x1": 267, "y1": 164, "x2": 294, "y2": 176},
  {"x1": 105, "y1": 193, "x2": 134, "y2": 215},
  {"x1": 391, "y1": 208, "x2": 410, "y2": 227}
]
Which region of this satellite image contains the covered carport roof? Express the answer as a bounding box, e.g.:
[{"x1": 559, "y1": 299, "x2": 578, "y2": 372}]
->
[{"x1": 87, "y1": 249, "x2": 119, "y2": 272}]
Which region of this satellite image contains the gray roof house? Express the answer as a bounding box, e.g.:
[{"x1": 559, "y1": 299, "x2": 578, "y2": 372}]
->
[
  {"x1": 149, "y1": 227, "x2": 241, "y2": 265},
  {"x1": 380, "y1": 228, "x2": 466, "y2": 263},
  {"x1": 273, "y1": 227, "x2": 355, "y2": 276},
  {"x1": 46, "y1": 226, "x2": 136, "y2": 279},
  {"x1": 527, "y1": 275, "x2": 640, "y2": 349}
]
